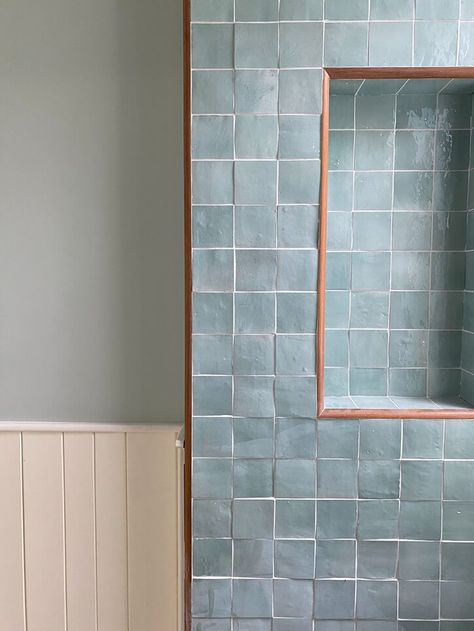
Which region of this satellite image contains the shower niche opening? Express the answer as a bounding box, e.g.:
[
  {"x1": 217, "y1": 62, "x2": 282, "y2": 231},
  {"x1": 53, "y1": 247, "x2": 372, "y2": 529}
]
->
[{"x1": 318, "y1": 69, "x2": 474, "y2": 419}]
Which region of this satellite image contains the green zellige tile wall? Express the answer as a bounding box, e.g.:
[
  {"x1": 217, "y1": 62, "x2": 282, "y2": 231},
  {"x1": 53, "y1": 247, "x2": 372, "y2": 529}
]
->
[{"x1": 191, "y1": 1, "x2": 474, "y2": 628}]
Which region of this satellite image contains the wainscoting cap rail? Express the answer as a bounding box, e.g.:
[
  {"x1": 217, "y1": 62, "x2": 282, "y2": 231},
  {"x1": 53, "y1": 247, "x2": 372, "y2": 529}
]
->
[{"x1": 0, "y1": 421, "x2": 183, "y2": 433}]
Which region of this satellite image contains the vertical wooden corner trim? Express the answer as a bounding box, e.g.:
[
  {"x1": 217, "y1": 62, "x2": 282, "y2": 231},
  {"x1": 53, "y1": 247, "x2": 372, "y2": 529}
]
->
[
  {"x1": 183, "y1": 0, "x2": 192, "y2": 625},
  {"x1": 316, "y1": 70, "x2": 330, "y2": 418}
]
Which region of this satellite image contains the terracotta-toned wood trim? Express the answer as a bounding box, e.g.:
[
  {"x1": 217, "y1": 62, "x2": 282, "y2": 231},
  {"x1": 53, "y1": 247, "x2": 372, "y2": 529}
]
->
[
  {"x1": 320, "y1": 408, "x2": 474, "y2": 420},
  {"x1": 316, "y1": 70, "x2": 330, "y2": 418},
  {"x1": 327, "y1": 67, "x2": 474, "y2": 80},
  {"x1": 183, "y1": 0, "x2": 192, "y2": 623},
  {"x1": 317, "y1": 66, "x2": 474, "y2": 421}
]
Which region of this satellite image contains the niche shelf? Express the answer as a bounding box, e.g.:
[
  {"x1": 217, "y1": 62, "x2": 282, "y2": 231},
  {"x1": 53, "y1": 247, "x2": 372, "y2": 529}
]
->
[{"x1": 317, "y1": 68, "x2": 474, "y2": 419}]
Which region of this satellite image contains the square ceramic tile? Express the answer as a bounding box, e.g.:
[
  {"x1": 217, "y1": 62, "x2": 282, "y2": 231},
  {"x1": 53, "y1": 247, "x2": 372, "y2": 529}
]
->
[
  {"x1": 279, "y1": 22, "x2": 323, "y2": 68},
  {"x1": 233, "y1": 499, "x2": 274, "y2": 538},
  {"x1": 277, "y1": 205, "x2": 318, "y2": 247},
  {"x1": 401, "y1": 461, "x2": 443, "y2": 500},
  {"x1": 193, "y1": 499, "x2": 232, "y2": 538},
  {"x1": 360, "y1": 420, "x2": 401, "y2": 460},
  {"x1": 352, "y1": 252, "x2": 390, "y2": 290},
  {"x1": 356, "y1": 581, "x2": 397, "y2": 620},
  {"x1": 313, "y1": 580, "x2": 355, "y2": 619},
  {"x1": 192, "y1": 161, "x2": 234, "y2": 204},
  {"x1": 277, "y1": 293, "x2": 317, "y2": 333},
  {"x1": 395, "y1": 131, "x2": 435, "y2": 170},
  {"x1": 193, "y1": 336, "x2": 233, "y2": 375},
  {"x1": 353, "y1": 212, "x2": 391, "y2": 250},
  {"x1": 235, "y1": 0, "x2": 279, "y2": 20},
  {"x1": 234, "y1": 335, "x2": 275, "y2": 375},
  {"x1": 315, "y1": 540, "x2": 356, "y2": 578},
  {"x1": 193, "y1": 292, "x2": 233, "y2": 334},
  {"x1": 369, "y1": 22, "x2": 412, "y2": 66},
  {"x1": 273, "y1": 579, "x2": 314, "y2": 618},
  {"x1": 328, "y1": 171, "x2": 353, "y2": 211},
  {"x1": 354, "y1": 172, "x2": 392, "y2": 210},
  {"x1": 235, "y1": 116, "x2": 278, "y2": 159},
  {"x1": 274, "y1": 459, "x2": 316, "y2": 497},
  {"x1": 277, "y1": 250, "x2": 317, "y2": 290},
  {"x1": 394, "y1": 172, "x2": 433, "y2": 210},
  {"x1": 234, "y1": 376, "x2": 275, "y2": 416},
  {"x1": 233, "y1": 539, "x2": 273, "y2": 577},
  {"x1": 192, "y1": 116, "x2": 234, "y2": 158},
  {"x1": 193, "y1": 206, "x2": 233, "y2": 247},
  {"x1": 236, "y1": 250, "x2": 277, "y2": 291},
  {"x1": 415, "y1": 21, "x2": 458, "y2": 66},
  {"x1": 316, "y1": 500, "x2": 357, "y2": 539},
  {"x1": 370, "y1": 0, "x2": 414, "y2": 19},
  {"x1": 192, "y1": 0, "x2": 234, "y2": 21},
  {"x1": 232, "y1": 579, "x2": 273, "y2": 618},
  {"x1": 235, "y1": 24, "x2": 278, "y2": 68},
  {"x1": 192, "y1": 70, "x2": 234, "y2": 114},
  {"x1": 276, "y1": 335, "x2": 316, "y2": 375},
  {"x1": 279, "y1": 160, "x2": 320, "y2": 204},
  {"x1": 235, "y1": 70, "x2": 279, "y2": 114},
  {"x1": 279, "y1": 69, "x2": 322, "y2": 114},
  {"x1": 235, "y1": 293, "x2": 275, "y2": 334},
  {"x1": 390, "y1": 291, "x2": 429, "y2": 329},
  {"x1": 357, "y1": 542, "x2": 398, "y2": 579},
  {"x1": 355, "y1": 131, "x2": 394, "y2": 170},
  {"x1": 350, "y1": 330, "x2": 388, "y2": 369},
  {"x1": 275, "y1": 499, "x2": 315, "y2": 537},
  {"x1": 194, "y1": 539, "x2": 232, "y2": 576},
  {"x1": 192, "y1": 24, "x2": 234, "y2": 68},
  {"x1": 235, "y1": 161, "x2": 277, "y2": 205},
  {"x1": 192, "y1": 579, "x2": 231, "y2": 618},
  {"x1": 233, "y1": 459, "x2": 273, "y2": 497},
  {"x1": 235, "y1": 206, "x2": 277, "y2": 247},
  {"x1": 279, "y1": 116, "x2": 320, "y2": 159},
  {"x1": 324, "y1": 0, "x2": 368, "y2": 19},
  {"x1": 274, "y1": 540, "x2": 315, "y2": 578},
  {"x1": 399, "y1": 542, "x2": 440, "y2": 580},
  {"x1": 330, "y1": 95, "x2": 354, "y2": 129},
  {"x1": 324, "y1": 23, "x2": 369, "y2": 67}
]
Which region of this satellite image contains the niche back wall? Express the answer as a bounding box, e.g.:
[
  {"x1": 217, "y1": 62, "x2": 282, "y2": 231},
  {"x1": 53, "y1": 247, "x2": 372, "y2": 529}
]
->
[{"x1": 191, "y1": 1, "x2": 474, "y2": 629}]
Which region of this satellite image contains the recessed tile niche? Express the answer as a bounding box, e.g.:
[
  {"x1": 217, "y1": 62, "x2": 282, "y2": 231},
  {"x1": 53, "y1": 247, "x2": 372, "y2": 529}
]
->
[{"x1": 320, "y1": 71, "x2": 474, "y2": 417}]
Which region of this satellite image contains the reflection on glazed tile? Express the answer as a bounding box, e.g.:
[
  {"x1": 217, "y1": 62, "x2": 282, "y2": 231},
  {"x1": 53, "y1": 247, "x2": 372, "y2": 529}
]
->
[
  {"x1": 394, "y1": 172, "x2": 433, "y2": 211},
  {"x1": 395, "y1": 131, "x2": 435, "y2": 170},
  {"x1": 356, "y1": 95, "x2": 395, "y2": 129},
  {"x1": 355, "y1": 131, "x2": 394, "y2": 170},
  {"x1": 459, "y1": 22, "x2": 474, "y2": 65},
  {"x1": 392, "y1": 212, "x2": 432, "y2": 251},
  {"x1": 414, "y1": 21, "x2": 458, "y2": 66},
  {"x1": 438, "y1": 94, "x2": 472, "y2": 130},
  {"x1": 391, "y1": 251, "x2": 430, "y2": 290},
  {"x1": 433, "y1": 171, "x2": 468, "y2": 211},
  {"x1": 396, "y1": 94, "x2": 437, "y2": 130},
  {"x1": 355, "y1": 172, "x2": 392, "y2": 210},
  {"x1": 432, "y1": 212, "x2": 467, "y2": 251},
  {"x1": 431, "y1": 252, "x2": 466, "y2": 290},
  {"x1": 369, "y1": 22, "x2": 412, "y2": 67},
  {"x1": 435, "y1": 129, "x2": 471, "y2": 170},
  {"x1": 353, "y1": 213, "x2": 391, "y2": 250}
]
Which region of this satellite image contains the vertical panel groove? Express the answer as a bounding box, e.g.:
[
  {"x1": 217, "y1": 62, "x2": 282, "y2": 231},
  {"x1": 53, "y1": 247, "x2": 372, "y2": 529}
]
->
[
  {"x1": 125, "y1": 433, "x2": 130, "y2": 631},
  {"x1": 61, "y1": 433, "x2": 68, "y2": 631},
  {"x1": 20, "y1": 433, "x2": 28, "y2": 631},
  {"x1": 93, "y1": 433, "x2": 98, "y2": 631}
]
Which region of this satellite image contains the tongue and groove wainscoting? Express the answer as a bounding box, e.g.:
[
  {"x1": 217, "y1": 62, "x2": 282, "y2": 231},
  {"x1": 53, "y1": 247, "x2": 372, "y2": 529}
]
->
[{"x1": 0, "y1": 424, "x2": 183, "y2": 631}]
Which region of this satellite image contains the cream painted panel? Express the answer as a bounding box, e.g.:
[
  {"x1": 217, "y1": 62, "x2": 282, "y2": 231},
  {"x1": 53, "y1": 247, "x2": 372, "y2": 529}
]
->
[
  {"x1": 127, "y1": 430, "x2": 179, "y2": 630},
  {"x1": 23, "y1": 432, "x2": 66, "y2": 631},
  {"x1": 95, "y1": 433, "x2": 128, "y2": 631},
  {"x1": 0, "y1": 433, "x2": 25, "y2": 630},
  {"x1": 64, "y1": 433, "x2": 97, "y2": 631}
]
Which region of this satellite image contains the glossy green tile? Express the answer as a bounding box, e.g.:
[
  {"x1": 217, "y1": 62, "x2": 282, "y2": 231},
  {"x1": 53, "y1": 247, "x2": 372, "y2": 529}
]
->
[
  {"x1": 463, "y1": 291, "x2": 474, "y2": 332},
  {"x1": 355, "y1": 131, "x2": 394, "y2": 170},
  {"x1": 396, "y1": 94, "x2": 437, "y2": 130},
  {"x1": 394, "y1": 172, "x2": 433, "y2": 210},
  {"x1": 234, "y1": 459, "x2": 273, "y2": 498},
  {"x1": 235, "y1": 0, "x2": 278, "y2": 20},
  {"x1": 356, "y1": 95, "x2": 395, "y2": 129},
  {"x1": 359, "y1": 461, "x2": 400, "y2": 499},
  {"x1": 235, "y1": 161, "x2": 277, "y2": 205},
  {"x1": 442, "y1": 543, "x2": 474, "y2": 581},
  {"x1": 431, "y1": 252, "x2": 465, "y2": 290},
  {"x1": 436, "y1": 129, "x2": 470, "y2": 171},
  {"x1": 351, "y1": 293, "x2": 389, "y2": 328},
  {"x1": 276, "y1": 335, "x2": 315, "y2": 375},
  {"x1": 279, "y1": 116, "x2": 320, "y2": 159},
  {"x1": 324, "y1": 23, "x2": 368, "y2": 67},
  {"x1": 353, "y1": 212, "x2": 391, "y2": 250},
  {"x1": 399, "y1": 501, "x2": 441, "y2": 540},
  {"x1": 277, "y1": 250, "x2": 317, "y2": 290},
  {"x1": 274, "y1": 459, "x2": 316, "y2": 497},
  {"x1": 280, "y1": 0, "x2": 323, "y2": 19},
  {"x1": 232, "y1": 580, "x2": 272, "y2": 618},
  {"x1": 192, "y1": 70, "x2": 234, "y2": 114},
  {"x1": 325, "y1": 329, "x2": 349, "y2": 367},
  {"x1": 193, "y1": 292, "x2": 233, "y2": 334},
  {"x1": 443, "y1": 501, "x2": 474, "y2": 540},
  {"x1": 194, "y1": 539, "x2": 232, "y2": 576},
  {"x1": 330, "y1": 95, "x2": 354, "y2": 129},
  {"x1": 279, "y1": 69, "x2": 322, "y2": 114},
  {"x1": 193, "y1": 417, "x2": 232, "y2": 457},
  {"x1": 324, "y1": 367, "x2": 349, "y2": 397},
  {"x1": 193, "y1": 376, "x2": 233, "y2": 415},
  {"x1": 430, "y1": 331, "x2": 462, "y2": 368},
  {"x1": 233, "y1": 539, "x2": 273, "y2": 577},
  {"x1": 430, "y1": 292, "x2": 463, "y2": 331},
  {"x1": 401, "y1": 460, "x2": 442, "y2": 501},
  {"x1": 279, "y1": 160, "x2": 320, "y2": 204},
  {"x1": 235, "y1": 206, "x2": 276, "y2": 247},
  {"x1": 325, "y1": 291, "x2": 350, "y2": 328},
  {"x1": 352, "y1": 252, "x2": 390, "y2": 290},
  {"x1": 459, "y1": 22, "x2": 474, "y2": 65},
  {"x1": 390, "y1": 291, "x2": 429, "y2": 329},
  {"x1": 236, "y1": 250, "x2": 277, "y2": 291},
  {"x1": 462, "y1": 0, "x2": 474, "y2": 18},
  {"x1": 192, "y1": 161, "x2": 234, "y2": 204},
  {"x1": 277, "y1": 205, "x2": 318, "y2": 247},
  {"x1": 392, "y1": 212, "x2": 432, "y2": 251},
  {"x1": 327, "y1": 212, "x2": 351, "y2": 250},
  {"x1": 370, "y1": 0, "x2": 413, "y2": 19},
  {"x1": 316, "y1": 500, "x2": 356, "y2": 539},
  {"x1": 193, "y1": 249, "x2": 234, "y2": 291},
  {"x1": 192, "y1": 0, "x2": 234, "y2": 21},
  {"x1": 445, "y1": 420, "x2": 474, "y2": 459},
  {"x1": 275, "y1": 376, "x2": 316, "y2": 417},
  {"x1": 399, "y1": 541, "x2": 439, "y2": 580},
  {"x1": 193, "y1": 499, "x2": 232, "y2": 538},
  {"x1": 429, "y1": 368, "x2": 461, "y2": 398},
  {"x1": 275, "y1": 499, "x2": 315, "y2": 538},
  {"x1": 316, "y1": 540, "x2": 356, "y2": 578},
  {"x1": 280, "y1": 22, "x2": 323, "y2": 68},
  {"x1": 273, "y1": 579, "x2": 313, "y2": 618},
  {"x1": 395, "y1": 130, "x2": 435, "y2": 170},
  {"x1": 354, "y1": 172, "x2": 392, "y2": 210},
  {"x1": 438, "y1": 94, "x2": 472, "y2": 130},
  {"x1": 192, "y1": 116, "x2": 233, "y2": 158},
  {"x1": 235, "y1": 116, "x2": 278, "y2": 159},
  {"x1": 275, "y1": 540, "x2": 315, "y2": 578},
  {"x1": 275, "y1": 418, "x2": 316, "y2": 458},
  {"x1": 416, "y1": 0, "x2": 459, "y2": 18},
  {"x1": 325, "y1": 0, "x2": 368, "y2": 18},
  {"x1": 235, "y1": 293, "x2": 275, "y2": 334},
  {"x1": 233, "y1": 499, "x2": 274, "y2": 539},
  {"x1": 235, "y1": 24, "x2": 278, "y2": 69},
  {"x1": 369, "y1": 22, "x2": 412, "y2": 66},
  {"x1": 441, "y1": 582, "x2": 474, "y2": 619},
  {"x1": 193, "y1": 336, "x2": 233, "y2": 375},
  {"x1": 277, "y1": 293, "x2": 317, "y2": 333},
  {"x1": 193, "y1": 458, "x2": 233, "y2": 499},
  {"x1": 329, "y1": 130, "x2": 354, "y2": 171},
  {"x1": 192, "y1": 24, "x2": 234, "y2": 68},
  {"x1": 314, "y1": 581, "x2": 355, "y2": 620},
  {"x1": 350, "y1": 368, "x2": 387, "y2": 396},
  {"x1": 356, "y1": 581, "x2": 397, "y2": 620},
  {"x1": 317, "y1": 460, "x2": 358, "y2": 498},
  {"x1": 234, "y1": 376, "x2": 275, "y2": 417},
  {"x1": 357, "y1": 542, "x2": 397, "y2": 579},
  {"x1": 273, "y1": 619, "x2": 311, "y2": 631},
  {"x1": 466, "y1": 251, "x2": 474, "y2": 290},
  {"x1": 389, "y1": 368, "x2": 427, "y2": 397},
  {"x1": 403, "y1": 420, "x2": 443, "y2": 459},
  {"x1": 193, "y1": 206, "x2": 233, "y2": 247},
  {"x1": 192, "y1": 579, "x2": 231, "y2": 618},
  {"x1": 399, "y1": 582, "x2": 439, "y2": 621},
  {"x1": 350, "y1": 330, "x2": 388, "y2": 368},
  {"x1": 391, "y1": 251, "x2": 430, "y2": 290},
  {"x1": 433, "y1": 171, "x2": 468, "y2": 211},
  {"x1": 328, "y1": 171, "x2": 353, "y2": 211},
  {"x1": 357, "y1": 500, "x2": 399, "y2": 539},
  {"x1": 445, "y1": 462, "x2": 474, "y2": 500},
  {"x1": 235, "y1": 70, "x2": 278, "y2": 114},
  {"x1": 389, "y1": 330, "x2": 428, "y2": 368},
  {"x1": 318, "y1": 419, "x2": 359, "y2": 458},
  {"x1": 433, "y1": 212, "x2": 467, "y2": 251},
  {"x1": 234, "y1": 335, "x2": 274, "y2": 376},
  {"x1": 360, "y1": 420, "x2": 401, "y2": 460},
  {"x1": 415, "y1": 21, "x2": 458, "y2": 66}
]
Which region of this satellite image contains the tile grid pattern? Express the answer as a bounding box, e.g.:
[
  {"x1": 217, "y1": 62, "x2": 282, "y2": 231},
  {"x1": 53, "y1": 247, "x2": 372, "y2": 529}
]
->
[{"x1": 191, "y1": 0, "x2": 474, "y2": 628}]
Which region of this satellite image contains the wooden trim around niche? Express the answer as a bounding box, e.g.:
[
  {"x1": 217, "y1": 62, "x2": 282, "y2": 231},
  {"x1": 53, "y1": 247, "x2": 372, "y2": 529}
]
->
[{"x1": 317, "y1": 67, "x2": 474, "y2": 421}]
